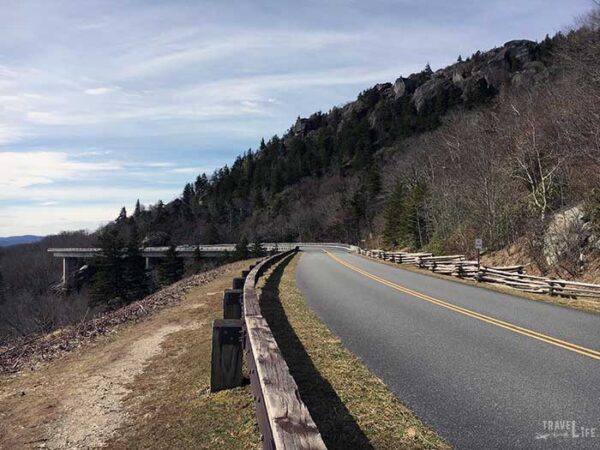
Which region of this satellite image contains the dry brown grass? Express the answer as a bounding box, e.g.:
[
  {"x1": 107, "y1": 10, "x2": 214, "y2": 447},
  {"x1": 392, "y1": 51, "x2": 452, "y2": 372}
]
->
[
  {"x1": 257, "y1": 254, "x2": 449, "y2": 450},
  {"x1": 106, "y1": 260, "x2": 261, "y2": 450},
  {"x1": 0, "y1": 259, "x2": 261, "y2": 450}
]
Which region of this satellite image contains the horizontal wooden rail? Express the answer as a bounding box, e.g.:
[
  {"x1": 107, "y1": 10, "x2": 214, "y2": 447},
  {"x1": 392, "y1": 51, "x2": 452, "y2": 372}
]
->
[
  {"x1": 243, "y1": 249, "x2": 326, "y2": 450},
  {"x1": 359, "y1": 247, "x2": 600, "y2": 299}
]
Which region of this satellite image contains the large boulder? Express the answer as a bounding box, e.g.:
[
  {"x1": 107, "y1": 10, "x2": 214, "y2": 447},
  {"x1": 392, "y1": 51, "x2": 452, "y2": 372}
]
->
[
  {"x1": 543, "y1": 205, "x2": 589, "y2": 266},
  {"x1": 411, "y1": 78, "x2": 461, "y2": 113},
  {"x1": 393, "y1": 76, "x2": 422, "y2": 99},
  {"x1": 486, "y1": 40, "x2": 538, "y2": 74}
]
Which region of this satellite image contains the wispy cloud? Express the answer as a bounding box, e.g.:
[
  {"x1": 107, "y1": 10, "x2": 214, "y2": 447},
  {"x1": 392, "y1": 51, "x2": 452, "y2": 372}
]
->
[
  {"x1": 170, "y1": 167, "x2": 209, "y2": 174},
  {"x1": 140, "y1": 162, "x2": 177, "y2": 168},
  {"x1": 0, "y1": 151, "x2": 121, "y2": 189},
  {"x1": 84, "y1": 86, "x2": 121, "y2": 96}
]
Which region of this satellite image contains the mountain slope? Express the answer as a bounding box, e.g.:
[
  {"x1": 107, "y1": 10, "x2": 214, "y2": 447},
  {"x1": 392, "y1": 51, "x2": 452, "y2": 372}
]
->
[
  {"x1": 40, "y1": 8, "x2": 600, "y2": 282},
  {"x1": 126, "y1": 36, "x2": 559, "y2": 243},
  {"x1": 0, "y1": 235, "x2": 45, "y2": 247}
]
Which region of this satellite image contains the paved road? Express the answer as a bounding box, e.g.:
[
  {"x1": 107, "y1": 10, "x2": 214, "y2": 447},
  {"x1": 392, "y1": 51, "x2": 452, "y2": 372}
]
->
[{"x1": 296, "y1": 248, "x2": 600, "y2": 449}]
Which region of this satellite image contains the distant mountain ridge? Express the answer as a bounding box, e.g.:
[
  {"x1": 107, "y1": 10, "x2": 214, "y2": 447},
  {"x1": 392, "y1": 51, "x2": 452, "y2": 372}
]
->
[{"x1": 0, "y1": 235, "x2": 45, "y2": 247}]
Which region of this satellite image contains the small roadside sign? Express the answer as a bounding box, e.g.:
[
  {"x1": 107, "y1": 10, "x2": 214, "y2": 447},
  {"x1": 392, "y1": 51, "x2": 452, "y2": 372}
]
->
[{"x1": 475, "y1": 238, "x2": 482, "y2": 270}]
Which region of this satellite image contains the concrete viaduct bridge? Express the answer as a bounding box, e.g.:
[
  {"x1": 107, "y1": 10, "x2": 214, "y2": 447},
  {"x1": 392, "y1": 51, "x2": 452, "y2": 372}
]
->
[{"x1": 48, "y1": 243, "x2": 356, "y2": 288}]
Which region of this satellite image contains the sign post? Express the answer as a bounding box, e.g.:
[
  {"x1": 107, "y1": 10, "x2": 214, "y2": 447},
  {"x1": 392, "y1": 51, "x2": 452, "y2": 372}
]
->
[{"x1": 475, "y1": 238, "x2": 483, "y2": 271}]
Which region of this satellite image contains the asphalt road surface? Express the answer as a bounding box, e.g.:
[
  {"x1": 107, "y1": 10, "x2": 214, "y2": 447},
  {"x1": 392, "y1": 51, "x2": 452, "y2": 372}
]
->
[{"x1": 295, "y1": 248, "x2": 600, "y2": 449}]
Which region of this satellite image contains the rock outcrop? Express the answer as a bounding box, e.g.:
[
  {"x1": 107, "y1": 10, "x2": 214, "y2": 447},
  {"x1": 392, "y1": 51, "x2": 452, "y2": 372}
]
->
[{"x1": 289, "y1": 39, "x2": 550, "y2": 138}]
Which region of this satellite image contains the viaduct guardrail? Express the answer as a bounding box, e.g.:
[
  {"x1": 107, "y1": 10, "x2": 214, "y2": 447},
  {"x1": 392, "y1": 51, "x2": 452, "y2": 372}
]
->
[
  {"x1": 360, "y1": 248, "x2": 600, "y2": 299},
  {"x1": 47, "y1": 242, "x2": 356, "y2": 258},
  {"x1": 48, "y1": 243, "x2": 357, "y2": 288},
  {"x1": 210, "y1": 249, "x2": 326, "y2": 449}
]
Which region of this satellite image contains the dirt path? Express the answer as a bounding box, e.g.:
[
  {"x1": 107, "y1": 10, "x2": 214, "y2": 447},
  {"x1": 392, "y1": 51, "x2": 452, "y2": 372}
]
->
[{"x1": 0, "y1": 261, "x2": 260, "y2": 449}]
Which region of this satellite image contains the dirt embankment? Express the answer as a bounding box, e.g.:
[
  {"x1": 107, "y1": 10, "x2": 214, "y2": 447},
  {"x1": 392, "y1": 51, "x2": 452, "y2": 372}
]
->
[{"x1": 0, "y1": 260, "x2": 260, "y2": 450}]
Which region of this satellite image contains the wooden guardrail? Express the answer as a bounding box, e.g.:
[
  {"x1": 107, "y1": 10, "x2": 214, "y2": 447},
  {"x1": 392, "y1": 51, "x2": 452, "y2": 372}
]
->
[
  {"x1": 211, "y1": 249, "x2": 326, "y2": 449},
  {"x1": 359, "y1": 248, "x2": 600, "y2": 299}
]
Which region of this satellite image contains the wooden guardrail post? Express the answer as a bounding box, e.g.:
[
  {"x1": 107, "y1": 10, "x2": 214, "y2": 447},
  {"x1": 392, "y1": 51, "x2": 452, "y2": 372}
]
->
[
  {"x1": 223, "y1": 289, "x2": 243, "y2": 319},
  {"x1": 210, "y1": 319, "x2": 243, "y2": 392}
]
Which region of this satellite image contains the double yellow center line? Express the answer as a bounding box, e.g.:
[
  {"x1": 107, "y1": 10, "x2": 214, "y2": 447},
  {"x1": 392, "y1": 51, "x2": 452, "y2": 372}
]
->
[{"x1": 325, "y1": 251, "x2": 600, "y2": 361}]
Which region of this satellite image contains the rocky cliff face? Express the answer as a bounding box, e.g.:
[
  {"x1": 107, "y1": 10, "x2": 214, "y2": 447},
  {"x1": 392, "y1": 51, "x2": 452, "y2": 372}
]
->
[
  {"x1": 290, "y1": 39, "x2": 550, "y2": 139},
  {"x1": 394, "y1": 39, "x2": 550, "y2": 112}
]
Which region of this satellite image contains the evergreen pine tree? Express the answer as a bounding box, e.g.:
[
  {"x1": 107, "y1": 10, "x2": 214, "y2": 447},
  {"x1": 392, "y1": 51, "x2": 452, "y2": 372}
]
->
[
  {"x1": 116, "y1": 207, "x2": 127, "y2": 225},
  {"x1": 181, "y1": 183, "x2": 195, "y2": 220},
  {"x1": 383, "y1": 181, "x2": 406, "y2": 248},
  {"x1": 155, "y1": 200, "x2": 165, "y2": 223},
  {"x1": 402, "y1": 180, "x2": 430, "y2": 248},
  {"x1": 205, "y1": 221, "x2": 219, "y2": 244},
  {"x1": 90, "y1": 228, "x2": 126, "y2": 308},
  {"x1": 193, "y1": 245, "x2": 202, "y2": 263},
  {"x1": 235, "y1": 236, "x2": 249, "y2": 260},
  {"x1": 190, "y1": 245, "x2": 203, "y2": 273},
  {"x1": 158, "y1": 245, "x2": 184, "y2": 286},
  {"x1": 134, "y1": 199, "x2": 142, "y2": 217},
  {"x1": 122, "y1": 224, "x2": 148, "y2": 302},
  {"x1": 250, "y1": 239, "x2": 265, "y2": 257},
  {"x1": 182, "y1": 183, "x2": 194, "y2": 204},
  {"x1": 194, "y1": 173, "x2": 208, "y2": 195}
]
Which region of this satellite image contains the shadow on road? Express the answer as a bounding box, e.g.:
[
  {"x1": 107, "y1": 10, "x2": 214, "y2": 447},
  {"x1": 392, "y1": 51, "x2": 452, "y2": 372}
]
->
[{"x1": 260, "y1": 254, "x2": 373, "y2": 450}]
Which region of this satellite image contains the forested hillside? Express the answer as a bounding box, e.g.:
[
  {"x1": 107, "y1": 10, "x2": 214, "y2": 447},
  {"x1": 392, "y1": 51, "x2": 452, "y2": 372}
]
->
[
  {"x1": 128, "y1": 37, "x2": 556, "y2": 244},
  {"x1": 121, "y1": 9, "x2": 599, "y2": 274}
]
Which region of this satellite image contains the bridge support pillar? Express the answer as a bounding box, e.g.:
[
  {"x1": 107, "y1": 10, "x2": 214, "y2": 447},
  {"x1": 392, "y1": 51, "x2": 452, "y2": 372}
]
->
[
  {"x1": 145, "y1": 257, "x2": 156, "y2": 270},
  {"x1": 62, "y1": 257, "x2": 79, "y2": 289}
]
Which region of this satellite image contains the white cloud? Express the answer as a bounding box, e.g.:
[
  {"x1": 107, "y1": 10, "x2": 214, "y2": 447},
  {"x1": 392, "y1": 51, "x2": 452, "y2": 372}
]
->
[
  {"x1": 0, "y1": 185, "x2": 177, "y2": 203},
  {"x1": 0, "y1": 125, "x2": 23, "y2": 145},
  {"x1": 84, "y1": 86, "x2": 120, "y2": 96},
  {"x1": 141, "y1": 162, "x2": 177, "y2": 168},
  {"x1": 170, "y1": 167, "x2": 208, "y2": 174},
  {"x1": 0, "y1": 204, "x2": 119, "y2": 236},
  {"x1": 0, "y1": 151, "x2": 121, "y2": 189},
  {"x1": 118, "y1": 29, "x2": 362, "y2": 78}
]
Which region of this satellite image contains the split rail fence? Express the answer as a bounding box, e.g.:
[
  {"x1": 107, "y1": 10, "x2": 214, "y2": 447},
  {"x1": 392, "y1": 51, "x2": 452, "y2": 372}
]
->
[{"x1": 359, "y1": 249, "x2": 600, "y2": 299}]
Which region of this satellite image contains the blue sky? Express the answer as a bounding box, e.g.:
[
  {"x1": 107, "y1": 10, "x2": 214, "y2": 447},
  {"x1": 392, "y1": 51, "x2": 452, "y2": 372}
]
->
[{"x1": 0, "y1": 0, "x2": 594, "y2": 236}]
